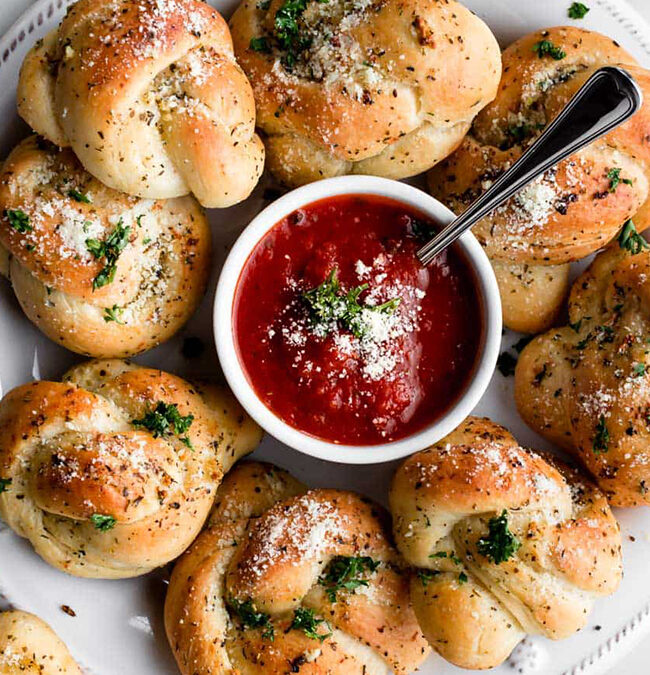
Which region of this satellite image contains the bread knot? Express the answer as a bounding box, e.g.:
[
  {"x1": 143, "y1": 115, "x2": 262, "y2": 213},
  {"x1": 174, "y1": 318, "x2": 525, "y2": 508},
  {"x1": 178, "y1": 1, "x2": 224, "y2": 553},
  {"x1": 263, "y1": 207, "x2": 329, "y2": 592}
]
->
[
  {"x1": 165, "y1": 461, "x2": 430, "y2": 675},
  {"x1": 0, "y1": 359, "x2": 261, "y2": 578},
  {"x1": 517, "y1": 231, "x2": 650, "y2": 506},
  {"x1": 230, "y1": 0, "x2": 501, "y2": 186},
  {"x1": 0, "y1": 136, "x2": 211, "y2": 357},
  {"x1": 17, "y1": 0, "x2": 264, "y2": 208},
  {"x1": 389, "y1": 417, "x2": 622, "y2": 669},
  {"x1": 428, "y1": 26, "x2": 650, "y2": 333},
  {"x1": 0, "y1": 611, "x2": 81, "y2": 674}
]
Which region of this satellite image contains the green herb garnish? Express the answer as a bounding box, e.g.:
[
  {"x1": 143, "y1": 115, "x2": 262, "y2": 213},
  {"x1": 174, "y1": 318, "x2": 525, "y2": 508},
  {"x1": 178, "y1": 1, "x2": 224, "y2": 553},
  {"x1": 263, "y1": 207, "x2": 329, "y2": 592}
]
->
[
  {"x1": 429, "y1": 551, "x2": 462, "y2": 564},
  {"x1": 593, "y1": 415, "x2": 610, "y2": 454},
  {"x1": 90, "y1": 514, "x2": 116, "y2": 531},
  {"x1": 458, "y1": 571, "x2": 468, "y2": 584},
  {"x1": 103, "y1": 305, "x2": 124, "y2": 324},
  {"x1": 290, "y1": 607, "x2": 331, "y2": 642},
  {"x1": 68, "y1": 189, "x2": 91, "y2": 203},
  {"x1": 250, "y1": 36, "x2": 271, "y2": 52},
  {"x1": 318, "y1": 555, "x2": 380, "y2": 602},
  {"x1": 618, "y1": 220, "x2": 649, "y2": 255},
  {"x1": 132, "y1": 402, "x2": 194, "y2": 449},
  {"x1": 634, "y1": 363, "x2": 646, "y2": 377},
  {"x1": 607, "y1": 167, "x2": 633, "y2": 192},
  {"x1": 227, "y1": 599, "x2": 274, "y2": 640},
  {"x1": 5, "y1": 209, "x2": 31, "y2": 233},
  {"x1": 303, "y1": 269, "x2": 400, "y2": 339},
  {"x1": 417, "y1": 569, "x2": 440, "y2": 587},
  {"x1": 532, "y1": 40, "x2": 566, "y2": 60},
  {"x1": 568, "y1": 2, "x2": 590, "y2": 18},
  {"x1": 0, "y1": 477, "x2": 12, "y2": 494},
  {"x1": 274, "y1": 0, "x2": 312, "y2": 68},
  {"x1": 477, "y1": 510, "x2": 521, "y2": 564},
  {"x1": 86, "y1": 219, "x2": 131, "y2": 290},
  {"x1": 501, "y1": 122, "x2": 544, "y2": 149}
]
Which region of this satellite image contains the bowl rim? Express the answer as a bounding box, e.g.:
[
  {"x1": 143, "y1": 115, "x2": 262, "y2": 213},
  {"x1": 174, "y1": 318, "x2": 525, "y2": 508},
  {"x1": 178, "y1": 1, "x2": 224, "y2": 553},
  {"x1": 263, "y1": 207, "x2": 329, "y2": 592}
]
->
[{"x1": 214, "y1": 175, "x2": 502, "y2": 465}]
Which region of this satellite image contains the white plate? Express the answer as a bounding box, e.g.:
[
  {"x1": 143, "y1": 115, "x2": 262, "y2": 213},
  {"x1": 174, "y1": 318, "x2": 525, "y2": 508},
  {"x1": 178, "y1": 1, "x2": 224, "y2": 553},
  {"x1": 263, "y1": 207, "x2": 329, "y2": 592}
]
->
[{"x1": 1, "y1": 1, "x2": 650, "y2": 674}]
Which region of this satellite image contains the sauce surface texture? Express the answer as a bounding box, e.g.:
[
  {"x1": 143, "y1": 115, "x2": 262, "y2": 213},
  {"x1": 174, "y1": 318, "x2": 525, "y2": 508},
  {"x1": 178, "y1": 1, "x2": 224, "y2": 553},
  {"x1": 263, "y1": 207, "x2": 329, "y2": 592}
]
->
[{"x1": 234, "y1": 194, "x2": 482, "y2": 445}]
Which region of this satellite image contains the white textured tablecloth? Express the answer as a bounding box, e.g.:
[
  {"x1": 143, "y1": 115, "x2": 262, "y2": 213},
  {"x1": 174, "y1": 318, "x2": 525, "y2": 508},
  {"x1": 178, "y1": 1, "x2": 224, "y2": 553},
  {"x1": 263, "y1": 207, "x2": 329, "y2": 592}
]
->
[{"x1": 0, "y1": 0, "x2": 648, "y2": 673}]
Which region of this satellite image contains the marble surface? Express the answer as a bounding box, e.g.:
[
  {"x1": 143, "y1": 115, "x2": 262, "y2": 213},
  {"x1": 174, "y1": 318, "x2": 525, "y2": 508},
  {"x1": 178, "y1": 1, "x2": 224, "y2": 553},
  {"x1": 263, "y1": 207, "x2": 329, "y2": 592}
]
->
[{"x1": 1, "y1": 1, "x2": 649, "y2": 674}]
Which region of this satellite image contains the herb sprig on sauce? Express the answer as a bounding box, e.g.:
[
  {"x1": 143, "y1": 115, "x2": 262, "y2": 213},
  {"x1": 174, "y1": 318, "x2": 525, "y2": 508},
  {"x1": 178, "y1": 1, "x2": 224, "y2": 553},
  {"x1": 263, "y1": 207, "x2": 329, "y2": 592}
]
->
[
  {"x1": 477, "y1": 510, "x2": 521, "y2": 564},
  {"x1": 303, "y1": 268, "x2": 401, "y2": 339}
]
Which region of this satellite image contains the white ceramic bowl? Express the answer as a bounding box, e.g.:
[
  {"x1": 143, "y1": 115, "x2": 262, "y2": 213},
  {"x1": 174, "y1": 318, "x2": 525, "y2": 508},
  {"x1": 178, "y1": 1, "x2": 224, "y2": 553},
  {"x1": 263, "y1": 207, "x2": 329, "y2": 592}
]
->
[{"x1": 214, "y1": 176, "x2": 502, "y2": 464}]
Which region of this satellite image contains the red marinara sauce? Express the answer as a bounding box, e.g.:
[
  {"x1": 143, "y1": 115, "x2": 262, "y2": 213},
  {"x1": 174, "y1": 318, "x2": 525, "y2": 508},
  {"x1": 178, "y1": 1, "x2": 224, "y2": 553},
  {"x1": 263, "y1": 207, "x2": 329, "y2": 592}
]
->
[{"x1": 233, "y1": 194, "x2": 482, "y2": 445}]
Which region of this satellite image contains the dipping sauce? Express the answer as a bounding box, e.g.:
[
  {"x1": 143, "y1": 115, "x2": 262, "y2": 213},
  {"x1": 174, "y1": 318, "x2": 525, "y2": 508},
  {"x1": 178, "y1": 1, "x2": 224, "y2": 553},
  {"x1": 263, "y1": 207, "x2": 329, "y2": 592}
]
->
[{"x1": 233, "y1": 194, "x2": 482, "y2": 445}]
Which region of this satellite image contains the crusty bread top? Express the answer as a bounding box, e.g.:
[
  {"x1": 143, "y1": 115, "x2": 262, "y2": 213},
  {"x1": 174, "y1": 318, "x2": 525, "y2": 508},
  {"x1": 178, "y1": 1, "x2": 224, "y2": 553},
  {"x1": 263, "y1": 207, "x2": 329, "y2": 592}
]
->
[
  {"x1": 516, "y1": 237, "x2": 650, "y2": 507},
  {"x1": 429, "y1": 27, "x2": 650, "y2": 264},
  {"x1": 17, "y1": 0, "x2": 264, "y2": 207},
  {"x1": 0, "y1": 611, "x2": 81, "y2": 675},
  {"x1": 231, "y1": 0, "x2": 501, "y2": 161},
  {"x1": 165, "y1": 461, "x2": 430, "y2": 675}
]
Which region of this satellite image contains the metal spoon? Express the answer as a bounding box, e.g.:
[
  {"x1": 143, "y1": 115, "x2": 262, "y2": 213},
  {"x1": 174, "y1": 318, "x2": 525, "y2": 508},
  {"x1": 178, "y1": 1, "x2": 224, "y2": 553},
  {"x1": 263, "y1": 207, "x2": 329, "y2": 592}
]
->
[{"x1": 417, "y1": 66, "x2": 643, "y2": 266}]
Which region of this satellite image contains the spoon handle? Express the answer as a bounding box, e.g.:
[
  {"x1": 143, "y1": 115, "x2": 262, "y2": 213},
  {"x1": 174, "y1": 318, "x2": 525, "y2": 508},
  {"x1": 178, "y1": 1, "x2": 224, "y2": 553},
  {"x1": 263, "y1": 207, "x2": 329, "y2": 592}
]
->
[{"x1": 417, "y1": 66, "x2": 643, "y2": 266}]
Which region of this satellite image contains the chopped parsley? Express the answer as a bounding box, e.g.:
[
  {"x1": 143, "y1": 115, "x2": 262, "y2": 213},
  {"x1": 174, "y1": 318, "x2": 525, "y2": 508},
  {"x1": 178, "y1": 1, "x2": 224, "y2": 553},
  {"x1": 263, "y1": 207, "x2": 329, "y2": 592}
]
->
[
  {"x1": 227, "y1": 599, "x2": 274, "y2": 640},
  {"x1": 303, "y1": 269, "x2": 400, "y2": 339},
  {"x1": 532, "y1": 39, "x2": 566, "y2": 60},
  {"x1": 607, "y1": 167, "x2": 633, "y2": 192},
  {"x1": 0, "y1": 477, "x2": 12, "y2": 493},
  {"x1": 290, "y1": 607, "x2": 331, "y2": 642},
  {"x1": 417, "y1": 569, "x2": 440, "y2": 587},
  {"x1": 429, "y1": 551, "x2": 462, "y2": 564},
  {"x1": 569, "y1": 319, "x2": 583, "y2": 333},
  {"x1": 458, "y1": 571, "x2": 468, "y2": 584},
  {"x1": 477, "y1": 510, "x2": 521, "y2": 564},
  {"x1": 634, "y1": 363, "x2": 646, "y2": 377},
  {"x1": 103, "y1": 305, "x2": 124, "y2": 324},
  {"x1": 90, "y1": 514, "x2": 116, "y2": 531},
  {"x1": 131, "y1": 402, "x2": 194, "y2": 449},
  {"x1": 568, "y1": 2, "x2": 590, "y2": 18},
  {"x1": 318, "y1": 555, "x2": 380, "y2": 602},
  {"x1": 249, "y1": 36, "x2": 271, "y2": 52},
  {"x1": 501, "y1": 122, "x2": 544, "y2": 149},
  {"x1": 618, "y1": 220, "x2": 649, "y2": 255},
  {"x1": 5, "y1": 209, "x2": 31, "y2": 233},
  {"x1": 68, "y1": 189, "x2": 91, "y2": 203},
  {"x1": 593, "y1": 415, "x2": 610, "y2": 454},
  {"x1": 576, "y1": 324, "x2": 614, "y2": 351},
  {"x1": 86, "y1": 219, "x2": 131, "y2": 290},
  {"x1": 274, "y1": 0, "x2": 313, "y2": 68},
  {"x1": 497, "y1": 351, "x2": 517, "y2": 377}
]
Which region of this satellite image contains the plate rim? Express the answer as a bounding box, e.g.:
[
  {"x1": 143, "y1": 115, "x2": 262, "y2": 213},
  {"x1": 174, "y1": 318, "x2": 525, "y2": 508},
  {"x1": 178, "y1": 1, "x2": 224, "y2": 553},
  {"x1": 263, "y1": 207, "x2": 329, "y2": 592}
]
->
[{"x1": 1, "y1": 0, "x2": 650, "y2": 674}]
